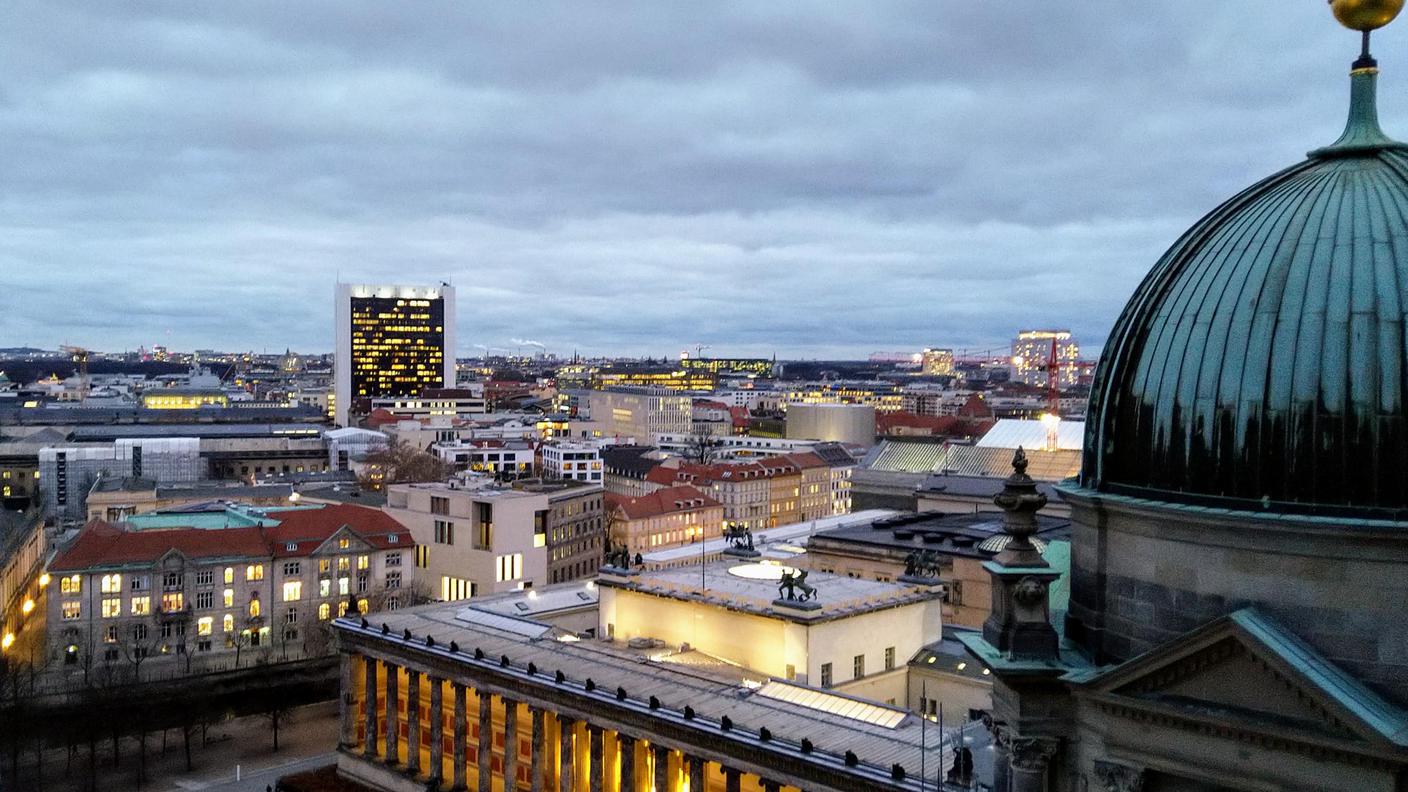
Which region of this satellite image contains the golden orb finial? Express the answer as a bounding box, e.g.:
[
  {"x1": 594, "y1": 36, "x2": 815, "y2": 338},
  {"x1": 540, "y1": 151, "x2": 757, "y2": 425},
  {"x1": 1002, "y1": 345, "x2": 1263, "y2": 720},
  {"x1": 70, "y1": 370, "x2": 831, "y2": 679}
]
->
[{"x1": 1331, "y1": 0, "x2": 1404, "y2": 32}]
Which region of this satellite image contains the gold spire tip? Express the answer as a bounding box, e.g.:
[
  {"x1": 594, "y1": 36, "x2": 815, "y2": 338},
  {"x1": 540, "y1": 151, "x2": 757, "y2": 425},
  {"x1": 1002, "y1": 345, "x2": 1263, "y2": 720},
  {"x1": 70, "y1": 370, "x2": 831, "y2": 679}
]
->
[{"x1": 1331, "y1": 0, "x2": 1404, "y2": 32}]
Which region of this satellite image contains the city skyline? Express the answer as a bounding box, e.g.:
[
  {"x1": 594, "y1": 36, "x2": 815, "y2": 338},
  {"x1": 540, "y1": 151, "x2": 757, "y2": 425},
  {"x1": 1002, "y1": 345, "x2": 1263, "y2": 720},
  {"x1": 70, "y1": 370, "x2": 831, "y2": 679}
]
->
[{"x1": 5, "y1": 2, "x2": 1403, "y2": 358}]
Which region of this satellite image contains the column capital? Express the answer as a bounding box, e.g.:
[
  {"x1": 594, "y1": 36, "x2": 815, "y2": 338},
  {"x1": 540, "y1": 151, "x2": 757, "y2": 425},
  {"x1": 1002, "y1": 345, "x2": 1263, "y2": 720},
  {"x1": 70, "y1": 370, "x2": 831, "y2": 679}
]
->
[
  {"x1": 1092, "y1": 760, "x2": 1145, "y2": 792},
  {"x1": 1009, "y1": 736, "x2": 1058, "y2": 772}
]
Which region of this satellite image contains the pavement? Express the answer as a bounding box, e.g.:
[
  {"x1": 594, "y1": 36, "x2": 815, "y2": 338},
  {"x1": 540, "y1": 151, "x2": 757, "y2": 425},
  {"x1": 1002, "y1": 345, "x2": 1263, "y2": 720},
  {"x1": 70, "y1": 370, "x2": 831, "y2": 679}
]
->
[{"x1": 3, "y1": 700, "x2": 339, "y2": 792}]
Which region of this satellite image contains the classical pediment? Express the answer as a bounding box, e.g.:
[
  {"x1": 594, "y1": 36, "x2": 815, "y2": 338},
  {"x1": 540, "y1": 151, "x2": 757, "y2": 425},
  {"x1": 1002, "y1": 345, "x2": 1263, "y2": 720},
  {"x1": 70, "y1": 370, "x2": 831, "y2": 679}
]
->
[
  {"x1": 308, "y1": 525, "x2": 372, "y2": 555},
  {"x1": 1078, "y1": 609, "x2": 1408, "y2": 751}
]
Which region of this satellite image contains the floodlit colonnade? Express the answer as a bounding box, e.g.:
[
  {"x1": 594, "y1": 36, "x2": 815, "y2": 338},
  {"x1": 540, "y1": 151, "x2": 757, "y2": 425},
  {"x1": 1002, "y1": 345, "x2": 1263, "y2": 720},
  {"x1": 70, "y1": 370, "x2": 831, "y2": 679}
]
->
[{"x1": 339, "y1": 652, "x2": 806, "y2": 792}]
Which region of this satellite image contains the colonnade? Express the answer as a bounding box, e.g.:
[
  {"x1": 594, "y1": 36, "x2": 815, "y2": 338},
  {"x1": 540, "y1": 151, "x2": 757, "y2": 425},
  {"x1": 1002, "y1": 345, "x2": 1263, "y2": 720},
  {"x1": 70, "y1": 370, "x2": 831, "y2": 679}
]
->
[{"x1": 339, "y1": 652, "x2": 800, "y2": 792}]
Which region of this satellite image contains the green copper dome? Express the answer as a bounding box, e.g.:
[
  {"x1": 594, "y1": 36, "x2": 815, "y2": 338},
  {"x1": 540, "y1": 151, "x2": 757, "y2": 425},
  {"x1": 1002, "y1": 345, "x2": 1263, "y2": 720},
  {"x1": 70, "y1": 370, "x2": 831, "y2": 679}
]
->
[{"x1": 1082, "y1": 65, "x2": 1408, "y2": 517}]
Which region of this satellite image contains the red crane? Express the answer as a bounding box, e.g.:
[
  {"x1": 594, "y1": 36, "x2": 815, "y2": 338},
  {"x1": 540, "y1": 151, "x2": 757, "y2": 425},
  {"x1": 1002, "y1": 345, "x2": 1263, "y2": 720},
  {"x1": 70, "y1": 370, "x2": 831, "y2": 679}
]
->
[{"x1": 1047, "y1": 336, "x2": 1061, "y2": 416}]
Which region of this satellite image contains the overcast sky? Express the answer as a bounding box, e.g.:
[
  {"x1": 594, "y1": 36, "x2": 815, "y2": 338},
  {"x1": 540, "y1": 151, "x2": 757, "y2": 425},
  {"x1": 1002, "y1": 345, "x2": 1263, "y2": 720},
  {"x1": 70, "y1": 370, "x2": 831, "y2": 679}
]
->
[{"x1": 1, "y1": 2, "x2": 1402, "y2": 359}]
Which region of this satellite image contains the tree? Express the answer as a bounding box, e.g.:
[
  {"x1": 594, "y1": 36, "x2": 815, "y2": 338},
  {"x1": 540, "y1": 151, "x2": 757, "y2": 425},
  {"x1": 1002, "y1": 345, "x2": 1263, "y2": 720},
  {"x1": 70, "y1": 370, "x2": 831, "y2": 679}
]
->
[
  {"x1": 683, "y1": 425, "x2": 723, "y2": 465},
  {"x1": 357, "y1": 439, "x2": 450, "y2": 490}
]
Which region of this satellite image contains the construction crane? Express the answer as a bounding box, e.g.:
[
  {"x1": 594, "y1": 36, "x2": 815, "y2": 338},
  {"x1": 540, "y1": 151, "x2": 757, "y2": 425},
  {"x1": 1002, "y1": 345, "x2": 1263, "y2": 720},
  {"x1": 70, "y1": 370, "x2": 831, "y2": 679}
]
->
[
  {"x1": 689, "y1": 344, "x2": 711, "y2": 360},
  {"x1": 60, "y1": 344, "x2": 90, "y2": 404}
]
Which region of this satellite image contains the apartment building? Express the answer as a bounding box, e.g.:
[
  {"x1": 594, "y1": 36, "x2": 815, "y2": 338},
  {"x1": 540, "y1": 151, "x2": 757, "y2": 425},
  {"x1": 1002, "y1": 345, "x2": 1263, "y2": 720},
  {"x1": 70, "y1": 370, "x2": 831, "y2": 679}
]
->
[
  {"x1": 385, "y1": 479, "x2": 604, "y2": 599},
  {"x1": 605, "y1": 485, "x2": 723, "y2": 556},
  {"x1": 43, "y1": 503, "x2": 412, "y2": 670},
  {"x1": 538, "y1": 440, "x2": 602, "y2": 483}
]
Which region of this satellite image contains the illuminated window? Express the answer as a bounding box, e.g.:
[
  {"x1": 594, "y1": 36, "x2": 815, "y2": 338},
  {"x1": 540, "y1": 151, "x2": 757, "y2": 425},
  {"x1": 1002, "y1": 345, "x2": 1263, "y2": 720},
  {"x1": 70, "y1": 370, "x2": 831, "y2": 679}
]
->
[
  {"x1": 248, "y1": 596, "x2": 261, "y2": 618},
  {"x1": 60, "y1": 575, "x2": 81, "y2": 595},
  {"x1": 318, "y1": 603, "x2": 331, "y2": 620},
  {"x1": 222, "y1": 614, "x2": 234, "y2": 632},
  {"x1": 337, "y1": 557, "x2": 350, "y2": 572},
  {"x1": 338, "y1": 538, "x2": 350, "y2": 550},
  {"x1": 162, "y1": 592, "x2": 184, "y2": 612},
  {"x1": 100, "y1": 574, "x2": 122, "y2": 594},
  {"x1": 224, "y1": 567, "x2": 234, "y2": 584},
  {"x1": 101, "y1": 598, "x2": 122, "y2": 618},
  {"x1": 337, "y1": 601, "x2": 349, "y2": 617},
  {"x1": 495, "y1": 553, "x2": 523, "y2": 583},
  {"x1": 196, "y1": 617, "x2": 213, "y2": 636},
  {"x1": 319, "y1": 579, "x2": 331, "y2": 597},
  {"x1": 103, "y1": 626, "x2": 118, "y2": 644},
  {"x1": 223, "y1": 588, "x2": 234, "y2": 608},
  {"x1": 245, "y1": 565, "x2": 264, "y2": 582},
  {"x1": 356, "y1": 555, "x2": 369, "y2": 570},
  {"x1": 61, "y1": 601, "x2": 81, "y2": 620},
  {"x1": 415, "y1": 546, "x2": 430, "y2": 568},
  {"x1": 318, "y1": 558, "x2": 331, "y2": 573},
  {"x1": 130, "y1": 596, "x2": 151, "y2": 616},
  {"x1": 338, "y1": 577, "x2": 349, "y2": 596},
  {"x1": 357, "y1": 598, "x2": 369, "y2": 614},
  {"x1": 282, "y1": 581, "x2": 302, "y2": 602}
]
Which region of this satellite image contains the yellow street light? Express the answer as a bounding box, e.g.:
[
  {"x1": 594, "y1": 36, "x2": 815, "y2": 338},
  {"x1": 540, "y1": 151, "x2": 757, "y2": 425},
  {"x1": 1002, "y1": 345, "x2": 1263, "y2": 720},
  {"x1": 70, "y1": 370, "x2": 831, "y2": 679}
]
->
[
  {"x1": 21, "y1": 598, "x2": 34, "y2": 615},
  {"x1": 1, "y1": 633, "x2": 14, "y2": 652},
  {"x1": 38, "y1": 572, "x2": 51, "y2": 587}
]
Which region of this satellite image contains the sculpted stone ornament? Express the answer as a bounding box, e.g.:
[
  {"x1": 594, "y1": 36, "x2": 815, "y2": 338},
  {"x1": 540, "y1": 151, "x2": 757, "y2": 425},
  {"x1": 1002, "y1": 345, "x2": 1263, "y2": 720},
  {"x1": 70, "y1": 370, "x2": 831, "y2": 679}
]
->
[
  {"x1": 1013, "y1": 576, "x2": 1046, "y2": 606},
  {"x1": 1092, "y1": 760, "x2": 1145, "y2": 792},
  {"x1": 1008, "y1": 736, "x2": 1058, "y2": 772},
  {"x1": 992, "y1": 447, "x2": 1049, "y2": 567}
]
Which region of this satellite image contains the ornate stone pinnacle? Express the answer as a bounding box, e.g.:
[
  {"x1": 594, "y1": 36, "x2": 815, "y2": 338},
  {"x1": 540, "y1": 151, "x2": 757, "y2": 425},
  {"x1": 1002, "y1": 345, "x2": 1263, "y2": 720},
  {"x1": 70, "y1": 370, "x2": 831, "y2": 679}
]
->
[{"x1": 992, "y1": 446, "x2": 1049, "y2": 566}]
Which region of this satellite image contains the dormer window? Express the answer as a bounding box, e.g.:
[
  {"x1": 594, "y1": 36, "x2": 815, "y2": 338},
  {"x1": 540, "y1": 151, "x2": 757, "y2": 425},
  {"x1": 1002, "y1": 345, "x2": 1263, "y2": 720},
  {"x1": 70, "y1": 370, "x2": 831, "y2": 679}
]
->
[
  {"x1": 285, "y1": 542, "x2": 297, "y2": 552},
  {"x1": 388, "y1": 535, "x2": 399, "y2": 544}
]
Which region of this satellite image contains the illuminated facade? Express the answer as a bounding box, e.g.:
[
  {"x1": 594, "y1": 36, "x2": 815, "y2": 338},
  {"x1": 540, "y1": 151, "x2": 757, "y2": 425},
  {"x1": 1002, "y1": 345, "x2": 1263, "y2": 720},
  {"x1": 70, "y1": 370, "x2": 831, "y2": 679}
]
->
[
  {"x1": 335, "y1": 283, "x2": 457, "y2": 426},
  {"x1": 678, "y1": 357, "x2": 775, "y2": 377},
  {"x1": 139, "y1": 389, "x2": 229, "y2": 410},
  {"x1": 919, "y1": 349, "x2": 954, "y2": 377},
  {"x1": 1009, "y1": 330, "x2": 1079, "y2": 388}
]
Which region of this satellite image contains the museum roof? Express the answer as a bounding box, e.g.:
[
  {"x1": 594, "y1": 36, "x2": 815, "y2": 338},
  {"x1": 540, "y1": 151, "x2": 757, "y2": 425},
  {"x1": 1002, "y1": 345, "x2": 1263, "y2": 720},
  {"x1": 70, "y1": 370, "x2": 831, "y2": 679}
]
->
[
  {"x1": 336, "y1": 603, "x2": 986, "y2": 787},
  {"x1": 810, "y1": 510, "x2": 1069, "y2": 560},
  {"x1": 598, "y1": 560, "x2": 941, "y2": 624}
]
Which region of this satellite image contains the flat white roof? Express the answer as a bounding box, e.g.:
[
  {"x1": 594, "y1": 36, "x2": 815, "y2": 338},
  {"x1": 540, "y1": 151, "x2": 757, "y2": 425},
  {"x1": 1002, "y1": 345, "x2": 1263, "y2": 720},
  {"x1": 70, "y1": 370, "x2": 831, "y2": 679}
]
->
[
  {"x1": 974, "y1": 418, "x2": 1085, "y2": 451},
  {"x1": 641, "y1": 509, "x2": 897, "y2": 564}
]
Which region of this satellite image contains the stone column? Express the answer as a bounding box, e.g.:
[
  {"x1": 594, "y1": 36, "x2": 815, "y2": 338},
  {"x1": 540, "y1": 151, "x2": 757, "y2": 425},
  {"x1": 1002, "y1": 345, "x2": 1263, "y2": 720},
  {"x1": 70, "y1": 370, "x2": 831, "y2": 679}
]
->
[
  {"x1": 339, "y1": 652, "x2": 356, "y2": 749},
  {"x1": 588, "y1": 725, "x2": 604, "y2": 792},
  {"x1": 991, "y1": 724, "x2": 1011, "y2": 792},
  {"x1": 429, "y1": 678, "x2": 445, "y2": 787},
  {"x1": 362, "y1": 658, "x2": 379, "y2": 759},
  {"x1": 558, "y1": 716, "x2": 575, "y2": 792},
  {"x1": 652, "y1": 745, "x2": 669, "y2": 792},
  {"x1": 383, "y1": 661, "x2": 400, "y2": 764},
  {"x1": 405, "y1": 669, "x2": 422, "y2": 775},
  {"x1": 1009, "y1": 737, "x2": 1057, "y2": 792},
  {"x1": 478, "y1": 692, "x2": 493, "y2": 792},
  {"x1": 503, "y1": 698, "x2": 519, "y2": 792},
  {"x1": 530, "y1": 707, "x2": 546, "y2": 792},
  {"x1": 687, "y1": 755, "x2": 705, "y2": 792},
  {"x1": 723, "y1": 766, "x2": 741, "y2": 792},
  {"x1": 453, "y1": 684, "x2": 468, "y2": 791},
  {"x1": 617, "y1": 734, "x2": 635, "y2": 792}
]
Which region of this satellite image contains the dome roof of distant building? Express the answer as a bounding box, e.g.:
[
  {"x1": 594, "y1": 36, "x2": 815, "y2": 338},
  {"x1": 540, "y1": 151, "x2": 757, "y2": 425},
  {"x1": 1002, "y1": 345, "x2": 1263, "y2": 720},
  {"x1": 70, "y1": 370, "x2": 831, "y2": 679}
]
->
[{"x1": 1081, "y1": 63, "x2": 1408, "y2": 517}]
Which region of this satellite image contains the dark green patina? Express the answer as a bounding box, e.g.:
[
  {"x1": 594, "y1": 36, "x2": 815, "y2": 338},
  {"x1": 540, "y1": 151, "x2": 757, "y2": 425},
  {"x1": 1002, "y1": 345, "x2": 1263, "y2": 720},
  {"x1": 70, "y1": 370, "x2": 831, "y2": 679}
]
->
[{"x1": 1083, "y1": 67, "x2": 1408, "y2": 517}]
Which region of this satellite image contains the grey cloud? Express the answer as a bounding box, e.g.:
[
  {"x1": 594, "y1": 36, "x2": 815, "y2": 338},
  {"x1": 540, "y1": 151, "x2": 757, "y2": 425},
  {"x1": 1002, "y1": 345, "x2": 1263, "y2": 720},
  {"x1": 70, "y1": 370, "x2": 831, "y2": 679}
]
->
[{"x1": 1, "y1": 1, "x2": 1400, "y2": 357}]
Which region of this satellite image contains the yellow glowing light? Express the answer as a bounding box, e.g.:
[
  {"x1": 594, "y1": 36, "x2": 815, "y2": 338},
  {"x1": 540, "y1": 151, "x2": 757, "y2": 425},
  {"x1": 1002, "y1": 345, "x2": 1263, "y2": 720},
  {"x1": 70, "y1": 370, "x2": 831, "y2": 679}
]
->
[
  {"x1": 21, "y1": 599, "x2": 34, "y2": 615},
  {"x1": 982, "y1": 668, "x2": 992, "y2": 676},
  {"x1": 1011, "y1": 355, "x2": 1024, "y2": 368},
  {"x1": 38, "y1": 573, "x2": 51, "y2": 587},
  {"x1": 926, "y1": 656, "x2": 936, "y2": 664},
  {"x1": 1039, "y1": 412, "x2": 1061, "y2": 429},
  {"x1": 1, "y1": 633, "x2": 13, "y2": 651},
  {"x1": 956, "y1": 662, "x2": 967, "y2": 671}
]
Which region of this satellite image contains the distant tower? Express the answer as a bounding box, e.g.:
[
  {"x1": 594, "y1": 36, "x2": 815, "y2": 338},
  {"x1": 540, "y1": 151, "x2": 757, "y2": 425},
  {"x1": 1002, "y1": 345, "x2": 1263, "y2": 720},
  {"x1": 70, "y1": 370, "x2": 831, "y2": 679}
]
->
[{"x1": 333, "y1": 283, "x2": 456, "y2": 426}]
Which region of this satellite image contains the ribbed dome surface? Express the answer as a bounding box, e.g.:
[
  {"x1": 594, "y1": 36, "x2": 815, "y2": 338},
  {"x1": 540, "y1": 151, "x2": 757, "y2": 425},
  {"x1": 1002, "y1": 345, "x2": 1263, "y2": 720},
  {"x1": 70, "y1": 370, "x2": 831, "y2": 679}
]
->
[{"x1": 1082, "y1": 70, "x2": 1408, "y2": 516}]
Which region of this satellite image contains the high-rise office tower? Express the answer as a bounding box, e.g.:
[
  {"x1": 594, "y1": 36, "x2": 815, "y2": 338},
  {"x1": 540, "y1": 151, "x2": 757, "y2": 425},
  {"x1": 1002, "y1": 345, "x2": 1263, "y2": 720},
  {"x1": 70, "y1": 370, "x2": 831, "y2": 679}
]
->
[{"x1": 334, "y1": 283, "x2": 456, "y2": 426}]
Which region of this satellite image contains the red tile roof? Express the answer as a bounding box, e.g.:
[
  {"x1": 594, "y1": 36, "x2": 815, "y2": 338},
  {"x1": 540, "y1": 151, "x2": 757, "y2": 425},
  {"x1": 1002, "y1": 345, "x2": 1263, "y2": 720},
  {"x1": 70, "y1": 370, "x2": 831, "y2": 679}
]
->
[
  {"x1": 607, "y1": 485, "x2": 721, "y2": 520},
  {"x1": 50, "y1": 522, "x2": 272, "y2": 572},
  {"x1": 877, "y1": 412, "x2": 960, "y2": 435},
  {"x1": 49, "y1": 504, "x2": 412, "y2": 571}
]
